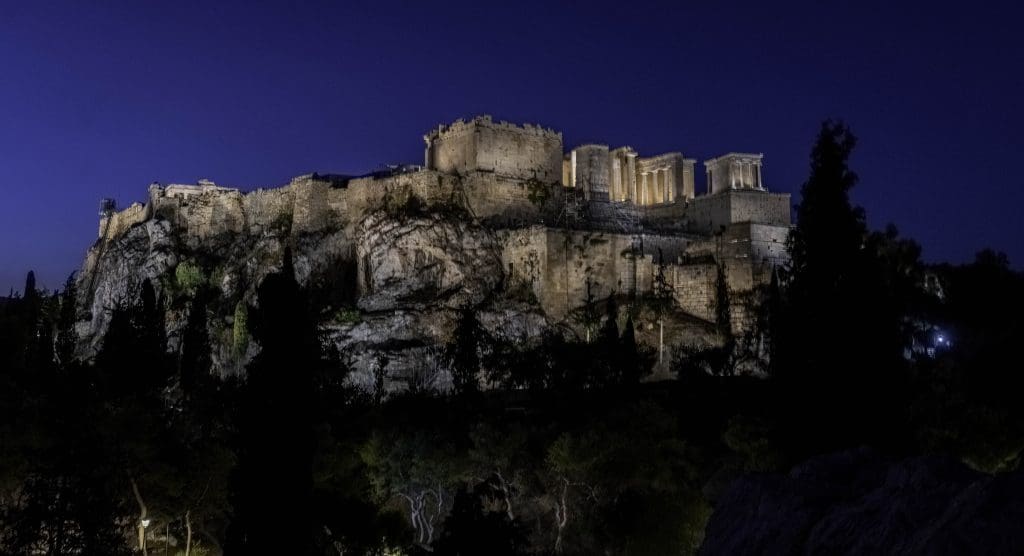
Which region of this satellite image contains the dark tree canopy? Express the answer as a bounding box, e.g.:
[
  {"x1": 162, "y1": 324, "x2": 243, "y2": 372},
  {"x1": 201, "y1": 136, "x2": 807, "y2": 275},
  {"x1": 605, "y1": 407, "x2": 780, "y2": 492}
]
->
[{"x1": 775, "y1": 120, "x2": 908, "y2": 451}]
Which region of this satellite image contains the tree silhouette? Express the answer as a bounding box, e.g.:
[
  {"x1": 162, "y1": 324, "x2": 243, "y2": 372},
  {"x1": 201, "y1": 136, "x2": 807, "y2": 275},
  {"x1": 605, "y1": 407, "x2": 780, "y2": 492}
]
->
[
  {"x1": 776, "y1": 120, "x2": 907, "y2": 449},
  {"x1": 226, "y1": 250, "x2": 318, "y2": 554},
  {"x1": 54, "y1": 273, "x2": 78, "y2": 369},
  {"x1": 447, "y1": 308, "x2": 485, "y2": 395}
]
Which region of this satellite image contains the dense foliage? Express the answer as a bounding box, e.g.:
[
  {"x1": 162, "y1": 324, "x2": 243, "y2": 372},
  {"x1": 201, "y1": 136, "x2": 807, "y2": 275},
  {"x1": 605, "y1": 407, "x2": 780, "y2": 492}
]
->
[{"x1": 2, "y1": 122, "x2": 1023, "y2": 554}]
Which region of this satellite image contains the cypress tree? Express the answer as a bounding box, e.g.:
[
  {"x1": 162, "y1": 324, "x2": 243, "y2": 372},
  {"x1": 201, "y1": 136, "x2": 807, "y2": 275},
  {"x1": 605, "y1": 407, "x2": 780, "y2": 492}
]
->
[
  {"x1": 777, "y1": 120, "x2": 906, "y2": 449},
  {"x1": 55, "y1": 273, "x2": 78, "y2": 368},
  {"x1": 447, "y1": 308, "x2": 483, "y2": 395}
]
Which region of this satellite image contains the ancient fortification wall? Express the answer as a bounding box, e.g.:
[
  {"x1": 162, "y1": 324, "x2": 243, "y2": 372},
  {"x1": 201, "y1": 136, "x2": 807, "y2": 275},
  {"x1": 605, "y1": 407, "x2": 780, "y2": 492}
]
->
[
  {"x1": 424, "y1": 116, "x2": 563, "y2": 182},
  {"x1": 670, "y1": 263, "x2": 718, "y2": 322},
  {"x1": 241, "y1": 187, "x2": 295, "y2": 234},
  {"x1": 344, "y1": 171, "x2": 457, "y2": 218},
  {"x1": 683, "y1": 189, "x2": 791, "y2": 233},
  {"x1": 88, "y1": 115, "x2": 793, "y2": 345},
  {"x1": 726, "y1": 190, "x2": 790, "y2": 228},
  {"x1": 538, "y1": 229, "x2": 639, "y2": 319},
  {"x1": 98, "y1": 203, "x2": 149, "y2": 240}
]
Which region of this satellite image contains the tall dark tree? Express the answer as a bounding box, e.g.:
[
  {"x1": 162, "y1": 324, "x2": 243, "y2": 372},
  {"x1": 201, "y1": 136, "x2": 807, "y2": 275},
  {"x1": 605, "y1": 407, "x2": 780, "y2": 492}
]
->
[
  {"x1": 179, "y1": 286, "x2": 213, "y2": 399},
  {"x1": 226, "y1": 250, "x2": 318, "y2": 554},
  {"x1": 54, "y1": 273, "x2": 78, "y2": 369},
  {"x1": 599, "y1": 294, "x2": 620, "y2": 345},
  {"x1": 20, "y1": 271, "x2": 42, "y2": 376},
  {"x1": 776, "y1": 120, "x2": 906, "y2": 449},
  {"x1": 715, "y1": 263, "x2": 732, "y2": 337},
  {"x1": 619, "y1": 315, "x2": 641, "y2": 383},
  {"x1": 447, "y1": 308, "x2": 485, "y2": 395}
]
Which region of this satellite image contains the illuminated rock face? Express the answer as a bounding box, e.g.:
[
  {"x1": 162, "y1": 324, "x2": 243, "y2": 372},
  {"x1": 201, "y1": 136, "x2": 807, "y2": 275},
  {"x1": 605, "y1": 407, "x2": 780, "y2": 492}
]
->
[
  {"x1": 77, "y1": 116, "x2": 793, "y2": 388},
  {"x1": 356, "y1": 212, "x2": 503, "y2": 312}
]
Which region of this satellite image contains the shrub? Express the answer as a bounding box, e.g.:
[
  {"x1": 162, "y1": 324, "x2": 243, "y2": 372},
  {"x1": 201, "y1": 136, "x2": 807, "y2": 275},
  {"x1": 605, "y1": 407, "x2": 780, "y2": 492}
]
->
[
  {"x1": 333, "y1": 307, "x2": 362, "y2": 325},
  {"x1": 175, "y1": 261, "x2": 206, "y2": 292}
]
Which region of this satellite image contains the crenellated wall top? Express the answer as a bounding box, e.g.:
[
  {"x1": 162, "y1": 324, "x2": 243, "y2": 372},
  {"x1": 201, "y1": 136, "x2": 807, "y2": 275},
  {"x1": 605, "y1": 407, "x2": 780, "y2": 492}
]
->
[{"x1": 424, "y1": 115, "x2": 562, "y2": 143}]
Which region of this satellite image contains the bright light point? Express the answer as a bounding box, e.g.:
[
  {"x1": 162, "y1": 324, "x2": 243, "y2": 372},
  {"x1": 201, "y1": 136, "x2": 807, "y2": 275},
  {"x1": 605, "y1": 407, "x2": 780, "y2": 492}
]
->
[{"x1": 141, "y1": 518, "x2": 150, "y2": 528}]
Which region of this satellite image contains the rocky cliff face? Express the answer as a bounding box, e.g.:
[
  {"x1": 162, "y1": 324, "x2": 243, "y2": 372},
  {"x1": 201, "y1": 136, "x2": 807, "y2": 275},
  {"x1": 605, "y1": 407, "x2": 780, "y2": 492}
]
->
[
  {"x1": 356, "y1": 211, "x2": 503, "y2": 312},
  {"x1": 76, "y1": 202, "x2": 558, "y2": 392},
  {"x1": 76, "y1": 165, "x2": 757, "y2": 391}
]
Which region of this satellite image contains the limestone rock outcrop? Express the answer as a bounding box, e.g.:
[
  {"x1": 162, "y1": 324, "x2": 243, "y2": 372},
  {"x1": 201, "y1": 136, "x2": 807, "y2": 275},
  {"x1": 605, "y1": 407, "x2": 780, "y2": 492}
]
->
[
  {"x1": 356, "y1": 212, "x2": 503, "y2": 312},
  {"x1": 76, "y1": 196, "x2": 563, "y2": 390},
  {"x1": 77, "y1": 115, "x2": 795, "y2": 390}
]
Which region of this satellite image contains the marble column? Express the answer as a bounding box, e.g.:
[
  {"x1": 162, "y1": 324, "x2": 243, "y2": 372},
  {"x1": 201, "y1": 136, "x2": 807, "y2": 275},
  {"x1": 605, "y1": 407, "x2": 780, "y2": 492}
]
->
[
  {"x1": 666, "y1": 166, "x2": 674, "y2": 202},
  {"x1": 641, "y1": 172, "x2": 648, "y2": 205},
  {"x1": 612, "y1": 158, "x2": 622, "y2": 201},
  {"x1": 627, "y1": 154, "x2": 637, "y2": 203},
  {"x1": 756, "y1": 163, "x2": 763, "y2": 189}
]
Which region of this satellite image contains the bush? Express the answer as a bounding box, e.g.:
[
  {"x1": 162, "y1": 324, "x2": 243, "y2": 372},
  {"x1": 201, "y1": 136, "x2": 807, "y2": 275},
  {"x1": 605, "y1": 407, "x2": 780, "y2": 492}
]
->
[
  {"x1": 333, "y1": 307, "x2": 362, "y2": 325},
  {"x1": 175, "y1": 261, "x2": 206, "y2": 292}
]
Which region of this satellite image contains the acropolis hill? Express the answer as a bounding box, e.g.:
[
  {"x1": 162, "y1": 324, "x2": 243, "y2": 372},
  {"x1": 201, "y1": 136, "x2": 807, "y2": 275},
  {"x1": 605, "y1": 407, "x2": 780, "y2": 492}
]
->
[{"x1": 78, "y1": 115, "x2": 791, "y2": 387}]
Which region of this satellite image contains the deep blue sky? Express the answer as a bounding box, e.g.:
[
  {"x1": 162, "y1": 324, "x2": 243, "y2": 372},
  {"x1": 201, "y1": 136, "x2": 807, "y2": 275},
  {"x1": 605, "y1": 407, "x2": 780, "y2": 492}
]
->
[{"x1": 2, "y1": 0, "x2": 1022, "y2": 292}]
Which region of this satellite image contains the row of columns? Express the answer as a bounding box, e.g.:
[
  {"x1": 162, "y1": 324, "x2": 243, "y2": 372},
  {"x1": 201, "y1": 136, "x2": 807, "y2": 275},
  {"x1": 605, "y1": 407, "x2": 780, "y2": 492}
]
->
[
  {"x1": 729, "y1": 161, "x2": 763, "y2": 189},
  {"x1": 639, "y1": 166, "x2": 675, "y2": 205}
]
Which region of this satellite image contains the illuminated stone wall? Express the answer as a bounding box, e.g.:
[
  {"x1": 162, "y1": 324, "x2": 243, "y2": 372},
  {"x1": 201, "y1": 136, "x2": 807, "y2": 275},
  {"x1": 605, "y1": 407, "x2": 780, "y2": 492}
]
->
[
  {"x1": 98, "y1": 202, "x2": 148, "y2": 240},
  {"x1": 424, "y1": 115, "x2": 563, "y2": 182},
  {"x1": 682, "y1": 189, "x2": 790, "y2": 234},
  {"x1": 567, "y1": 145, "x2": 610, "y2": 199},
  {"x1": 88, "y1": 116, "x2": 793, "y2": 345}
]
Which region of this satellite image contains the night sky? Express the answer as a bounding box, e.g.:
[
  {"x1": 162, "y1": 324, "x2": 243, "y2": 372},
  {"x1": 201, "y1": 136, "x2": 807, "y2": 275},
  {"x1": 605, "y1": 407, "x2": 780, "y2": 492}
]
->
[{"x1": 3, "y1": 0, "x2": 1022, "y2": 292}]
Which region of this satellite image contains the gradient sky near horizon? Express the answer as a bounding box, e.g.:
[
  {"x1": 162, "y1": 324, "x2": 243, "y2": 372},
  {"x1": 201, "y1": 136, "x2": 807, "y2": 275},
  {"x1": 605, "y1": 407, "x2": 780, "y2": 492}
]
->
[{"x1": 2, "y1": 0, "x2": 1023, "y2": 292}]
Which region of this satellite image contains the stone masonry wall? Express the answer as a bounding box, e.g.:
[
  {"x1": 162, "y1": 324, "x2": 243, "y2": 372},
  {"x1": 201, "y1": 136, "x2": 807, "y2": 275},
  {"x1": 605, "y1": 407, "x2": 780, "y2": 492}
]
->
[
  {"x1": 682, "y1": 191, "x2": 734, "y2": 234},
  {"x1": 726, "y1": 190, "x2": 790, "y2": 227},
  {"x1": 98, "y1": 202, "x2": 148, "y2": 240},
  {"x1": 291, "y1": 178, "x2": 331, "y2": 234},
  {"x1": 670, "y1": 262, "x2": 717, "y2": 322},
  {"x1": 682, "y1": 189, "x2": 791, "y2": 234},
  {"x1": 150, "y1": 192, "x2": 247, "y2": 244},
  {"x1": 538, "y1": 229, "x2": 637, "y2": 319},
  {"x1": 241, "y1": 187, "x2": 295, "y2": 234},
  {"x1": 343, "y1": 171, "x2": 458, "y2": 221},
  {"x1": 474, "y1": 122, "x2": 562, "y2": 182},
  {"x1": 426, "y1": 116, "x2": 563, "y2": 182}
]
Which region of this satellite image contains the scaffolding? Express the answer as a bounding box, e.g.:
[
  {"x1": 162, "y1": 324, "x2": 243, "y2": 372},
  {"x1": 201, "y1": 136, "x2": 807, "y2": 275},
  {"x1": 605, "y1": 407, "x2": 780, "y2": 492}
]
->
[
  {"x1": 612, "y1": 200, "x2": 643, "y2": 295},
  {"x1": 559, "y1": 186, "x2": 585, "y2": 228}
]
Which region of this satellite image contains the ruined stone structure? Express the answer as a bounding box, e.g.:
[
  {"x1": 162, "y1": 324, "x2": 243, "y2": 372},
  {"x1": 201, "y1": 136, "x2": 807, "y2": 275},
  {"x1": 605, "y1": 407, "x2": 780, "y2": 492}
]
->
[{"x1": 79, "y1": 115, "x2": 791, "y2": 385}]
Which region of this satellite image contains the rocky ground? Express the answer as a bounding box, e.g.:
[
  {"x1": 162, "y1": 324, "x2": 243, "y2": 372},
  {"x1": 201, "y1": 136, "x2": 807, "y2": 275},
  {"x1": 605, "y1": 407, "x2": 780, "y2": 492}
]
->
[{"x1": 701, "y1": 448, "x2": 1024, "y2": 555}]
